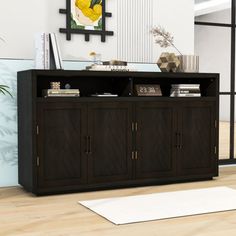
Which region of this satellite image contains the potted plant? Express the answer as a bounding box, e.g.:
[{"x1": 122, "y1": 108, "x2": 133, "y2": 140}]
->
[
  {"x1": 0, "y1": 85, "x2": 12, "y2": 97},
  {"x1": 0, "y1": 37, "x2": 12, "y2": 97}
]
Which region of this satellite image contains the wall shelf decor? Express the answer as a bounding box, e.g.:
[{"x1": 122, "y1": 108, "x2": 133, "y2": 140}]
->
[{"x1": 59, "y1": 0, "x2": 113, "y2": 42}]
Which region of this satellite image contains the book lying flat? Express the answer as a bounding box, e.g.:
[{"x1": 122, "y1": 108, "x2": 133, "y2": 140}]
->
[{"x1": 91, "y1": 93, "x2": 118, "y2": 97}]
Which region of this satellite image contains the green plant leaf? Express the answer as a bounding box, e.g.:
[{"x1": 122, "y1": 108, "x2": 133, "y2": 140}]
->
[
  {"x1": 91, "y1": 0, "x2": 102, "y2": 8},
  {"x1": 94, "y1": 18, "x2": 103, "y2": 30},
  {"x1": 0, "y1": 85, "x2": 13, "y2": 97}
]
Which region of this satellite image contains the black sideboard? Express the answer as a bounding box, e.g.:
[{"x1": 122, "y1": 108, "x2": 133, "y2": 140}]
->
[{"x1": 17, "y1": 70, "x2": 219, "y2": 195}]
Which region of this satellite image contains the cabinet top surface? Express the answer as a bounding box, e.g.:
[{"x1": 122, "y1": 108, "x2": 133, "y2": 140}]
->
[{"x1": 17, "y1": 69, "x2": 219, "y2": 79}]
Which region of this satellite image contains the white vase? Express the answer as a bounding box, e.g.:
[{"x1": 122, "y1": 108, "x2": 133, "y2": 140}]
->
[{"x1": 178, "y1": 55, "x2": 199, "y2": 73}]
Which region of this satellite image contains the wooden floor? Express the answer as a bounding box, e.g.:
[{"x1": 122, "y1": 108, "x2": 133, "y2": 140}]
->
[{"x1": 1, "y1": 167, "x2": 236, "y2": 236}]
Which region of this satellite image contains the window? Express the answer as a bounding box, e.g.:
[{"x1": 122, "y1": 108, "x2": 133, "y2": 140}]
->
[{"x1": 195, "y1": 0, "x2": 235, "y2": 164}]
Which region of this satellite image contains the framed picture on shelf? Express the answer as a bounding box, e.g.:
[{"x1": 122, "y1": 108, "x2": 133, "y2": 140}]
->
[{"x1": 135, "y1": 84, "x2": 162, "y2": 96}]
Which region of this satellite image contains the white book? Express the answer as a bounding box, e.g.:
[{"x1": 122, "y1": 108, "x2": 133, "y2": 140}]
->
[
  {"x1": 44, "y1": 33, "x2": 50, "y2": 70},
  {"x1": 170, "y1": 93, "x2": 201, "y2": 97},
  {"x1": 35, "y1": 33, "x2": 45, "y2": 69},
  {"x1": 54, "y1": 33, "x2": 63, "y2": 69},
  {"x1": 49, "y1": 33, "x2": 61, "y2": 69}
]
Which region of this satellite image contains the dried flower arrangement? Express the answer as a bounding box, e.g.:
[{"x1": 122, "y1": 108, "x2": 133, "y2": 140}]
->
[{"x1": 151, "y1": 26, "x2": 182, "y2": 55}]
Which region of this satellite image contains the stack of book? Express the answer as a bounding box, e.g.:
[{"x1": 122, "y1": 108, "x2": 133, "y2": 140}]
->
[
  {"x1": 86, "y1": 64, "x2": 135, "y2": 72},
  {"x1": 170, "y1": 84, "x2": 201, "y2": 97},
  {"x1": 35, "y1": 33, "x2": 63, "y2": 70},
  {"x1": 42, "y1": 89, "x2": 80, "y2": 97}
]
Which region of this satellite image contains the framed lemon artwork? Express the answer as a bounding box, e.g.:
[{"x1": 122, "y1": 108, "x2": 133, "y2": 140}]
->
[{"x1": 59, "y1": 0, "x2": 113, "y2": 42}]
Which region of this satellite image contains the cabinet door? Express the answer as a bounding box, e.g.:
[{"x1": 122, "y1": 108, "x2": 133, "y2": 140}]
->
[
  {"x1": 135, "y1": 102, "x2": 176, "y2": 179},
  {"x1": 177, "y1": 101, "x2": 217, "y2": 176},
  {"x1": 37, "y1": 102, "x2": 87, "y2": 189},
  {"x1": 88, "y1": 102, "x2": 133, "y2": 184}
]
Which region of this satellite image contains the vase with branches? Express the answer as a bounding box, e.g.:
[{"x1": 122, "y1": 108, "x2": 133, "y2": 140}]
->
[{"x1": 151, "y1": 25, "x2": 182, "y2": 55}]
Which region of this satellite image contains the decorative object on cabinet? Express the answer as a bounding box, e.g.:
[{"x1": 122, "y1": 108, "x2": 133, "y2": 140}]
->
[
  {"x1": 178, "y1": 55, "x2": 200, "y2": 73},
  {"x1": 103, "y1": 60, "x2": 127, "y2": 66},
  {"x1": 157, "y1": 52, "x2": 180, "y2": 72},
  {"x1": 17, "y1": 70, "x2": 219, "y2": 195},
  {"x1": 59, "y1": 0, "x2": 113, "y2": 42},
  {"x1": 135, "y1": 84, "x2": 162, "y2": 96},
  {"x1": 50, "y1": 82, "x2": 61, "y2": 90},
  {"x1": 89, "y1": 51, "x2": 102, "y2": 64}
]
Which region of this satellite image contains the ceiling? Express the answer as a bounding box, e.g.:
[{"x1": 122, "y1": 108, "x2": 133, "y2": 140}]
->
[
  {"x1": 194, "y1": 0, "x2": 231, "y2": 16},
  {"x1": 195, "y1": 0, "x2": 212, "y2": 3}
]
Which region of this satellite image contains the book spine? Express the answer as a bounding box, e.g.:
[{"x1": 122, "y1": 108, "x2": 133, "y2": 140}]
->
[
  {"x1": 44, "y1": 33, "x2": 50, "y2": 70},
  {"x1": 54, "y1": 33, "x2": 63, "y2": 69},
  {"x1": 50, "y1": 33, "x2": 61, "y2": 69},
  {"x1": 35, "y1": 33, "x2": 45, "y2": 69}
]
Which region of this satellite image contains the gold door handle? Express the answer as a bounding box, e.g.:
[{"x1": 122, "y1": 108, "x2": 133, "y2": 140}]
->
[
  {"x1": 135, "y1": 151, "x2": 138, "y2": 160},
  {"x1": 132, "y1": 122, "x2": 135, "y2": 132},
  {"x1": 131, "y1": 151, "x2": 134, "y2": 160},
  {"x1": 135, "y1": 122, "x2": 138, "y2": 132}
]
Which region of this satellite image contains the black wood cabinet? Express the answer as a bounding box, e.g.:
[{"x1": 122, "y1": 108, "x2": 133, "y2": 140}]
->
[
  {"x1": 135, "y1": 102, "x2": 176, "y2": 179},
  {"x1": 37, "y1": 103, "x2": 87, "y2": 189},
  {"x1": 17, "y1": 70, "x2": 219, "y2": 195},
  {"x1": 87, "y1": 102, "x2": 133, "y2": 184},
  {"x1": 177, "y1": 101, "x2": 217, "y2": 176}
]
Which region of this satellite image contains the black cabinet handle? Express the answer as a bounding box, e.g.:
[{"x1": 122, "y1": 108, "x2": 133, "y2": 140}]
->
[
  {"x1": 175, "y1": 132, "x2": 182, "y2": 149},
  {"x1": 88, "y1": 136, "x2": 92, "y2": 154},
  {"x1": 178, "y1": 132, "x2": 181, "y2": 149},
  {"x1": 85, "y1": 136, "x2": 89, "y2": 154},
  {"x1": 175, "y1": 132, "x2": 179, "y2": 149},
  {"x1": 180, "y1": 132, "x2": 183, "y2": 149}
]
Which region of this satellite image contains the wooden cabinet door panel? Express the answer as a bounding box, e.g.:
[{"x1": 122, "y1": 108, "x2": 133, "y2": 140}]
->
[
  {"x1": 178, "y1": 101, "x2": 217, "y2": 176},
  {"x1": 37, "y1": 103, "x2": 87, "y2": 188},
  {"x1": 135, "y1": 102, "x2": 176, "y2": 179},
  {"x1": 88, "y1": 102, "x2": 133, "y2": 184}
]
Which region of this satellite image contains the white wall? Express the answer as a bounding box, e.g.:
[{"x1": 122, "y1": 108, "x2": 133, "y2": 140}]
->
[
  {"x1": 0, "y1": 0, "x2": 194, "y2": 62},
  {"x1": 195, "y1": 9, "x2": 231, "y2": 121},
  {"x1": 0, "y1": 0, "x2": 194, "y2": 187}
]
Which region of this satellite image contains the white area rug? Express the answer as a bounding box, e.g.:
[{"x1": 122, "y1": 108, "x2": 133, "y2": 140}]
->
[{"x1": 79, "y1": 187, "x2": 236, "y2": 225}]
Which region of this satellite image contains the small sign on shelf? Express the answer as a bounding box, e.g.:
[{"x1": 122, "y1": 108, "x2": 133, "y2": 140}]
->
[{"x1": 135, "y1": 84, "x2": 162, "y2": 96}]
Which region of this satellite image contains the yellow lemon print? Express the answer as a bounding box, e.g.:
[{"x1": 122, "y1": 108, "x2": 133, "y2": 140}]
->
[
  {"x1": 75, "y1": 0, "x2": 91, "y2": 10},
  {"x1": 82, "y1": 7, "x2": 94, "y2": 17},
  {"x1": 93, "y1": 4, "x2": 102, "y2": 15}
]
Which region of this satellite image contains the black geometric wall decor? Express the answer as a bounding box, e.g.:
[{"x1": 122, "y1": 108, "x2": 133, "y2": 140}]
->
[{"x1": 59, "y1": 0, "x2": 113, "y2": 42}]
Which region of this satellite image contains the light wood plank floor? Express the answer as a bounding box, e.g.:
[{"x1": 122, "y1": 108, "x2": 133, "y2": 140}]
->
[{"x1": 0, "y1": 167, "x2": 236, "y2": 236}]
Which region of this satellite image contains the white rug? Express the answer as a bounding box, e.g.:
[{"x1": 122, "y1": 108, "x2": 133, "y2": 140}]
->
[{"x1": 79, "y1": 187, "x2": 236, "y2": 225}]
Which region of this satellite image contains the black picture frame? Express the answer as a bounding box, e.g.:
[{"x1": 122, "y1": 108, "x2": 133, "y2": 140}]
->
[{"x1": 59, "y1": 0, "x2": 113, "y2": 42}]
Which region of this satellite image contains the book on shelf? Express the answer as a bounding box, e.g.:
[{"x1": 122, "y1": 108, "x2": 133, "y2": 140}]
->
[
  {"x1": 170, "y1": 84, "x2": 201, "y2": 97},
  {"x1": 86, "y1": 64, "x2": 136, "y2": 72},
  {"x1": 170, "y1": 93, "x2": 201, "y2": 97},
  {"x1": 43, "y1": 89, "x2": 80, "y2": 97},
  {"x1": 90, "y1": 93, "x2": 118, "y2": 97},
  {"x1": 35, "y1": 32, "x2": 63, "y2": 70}
]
